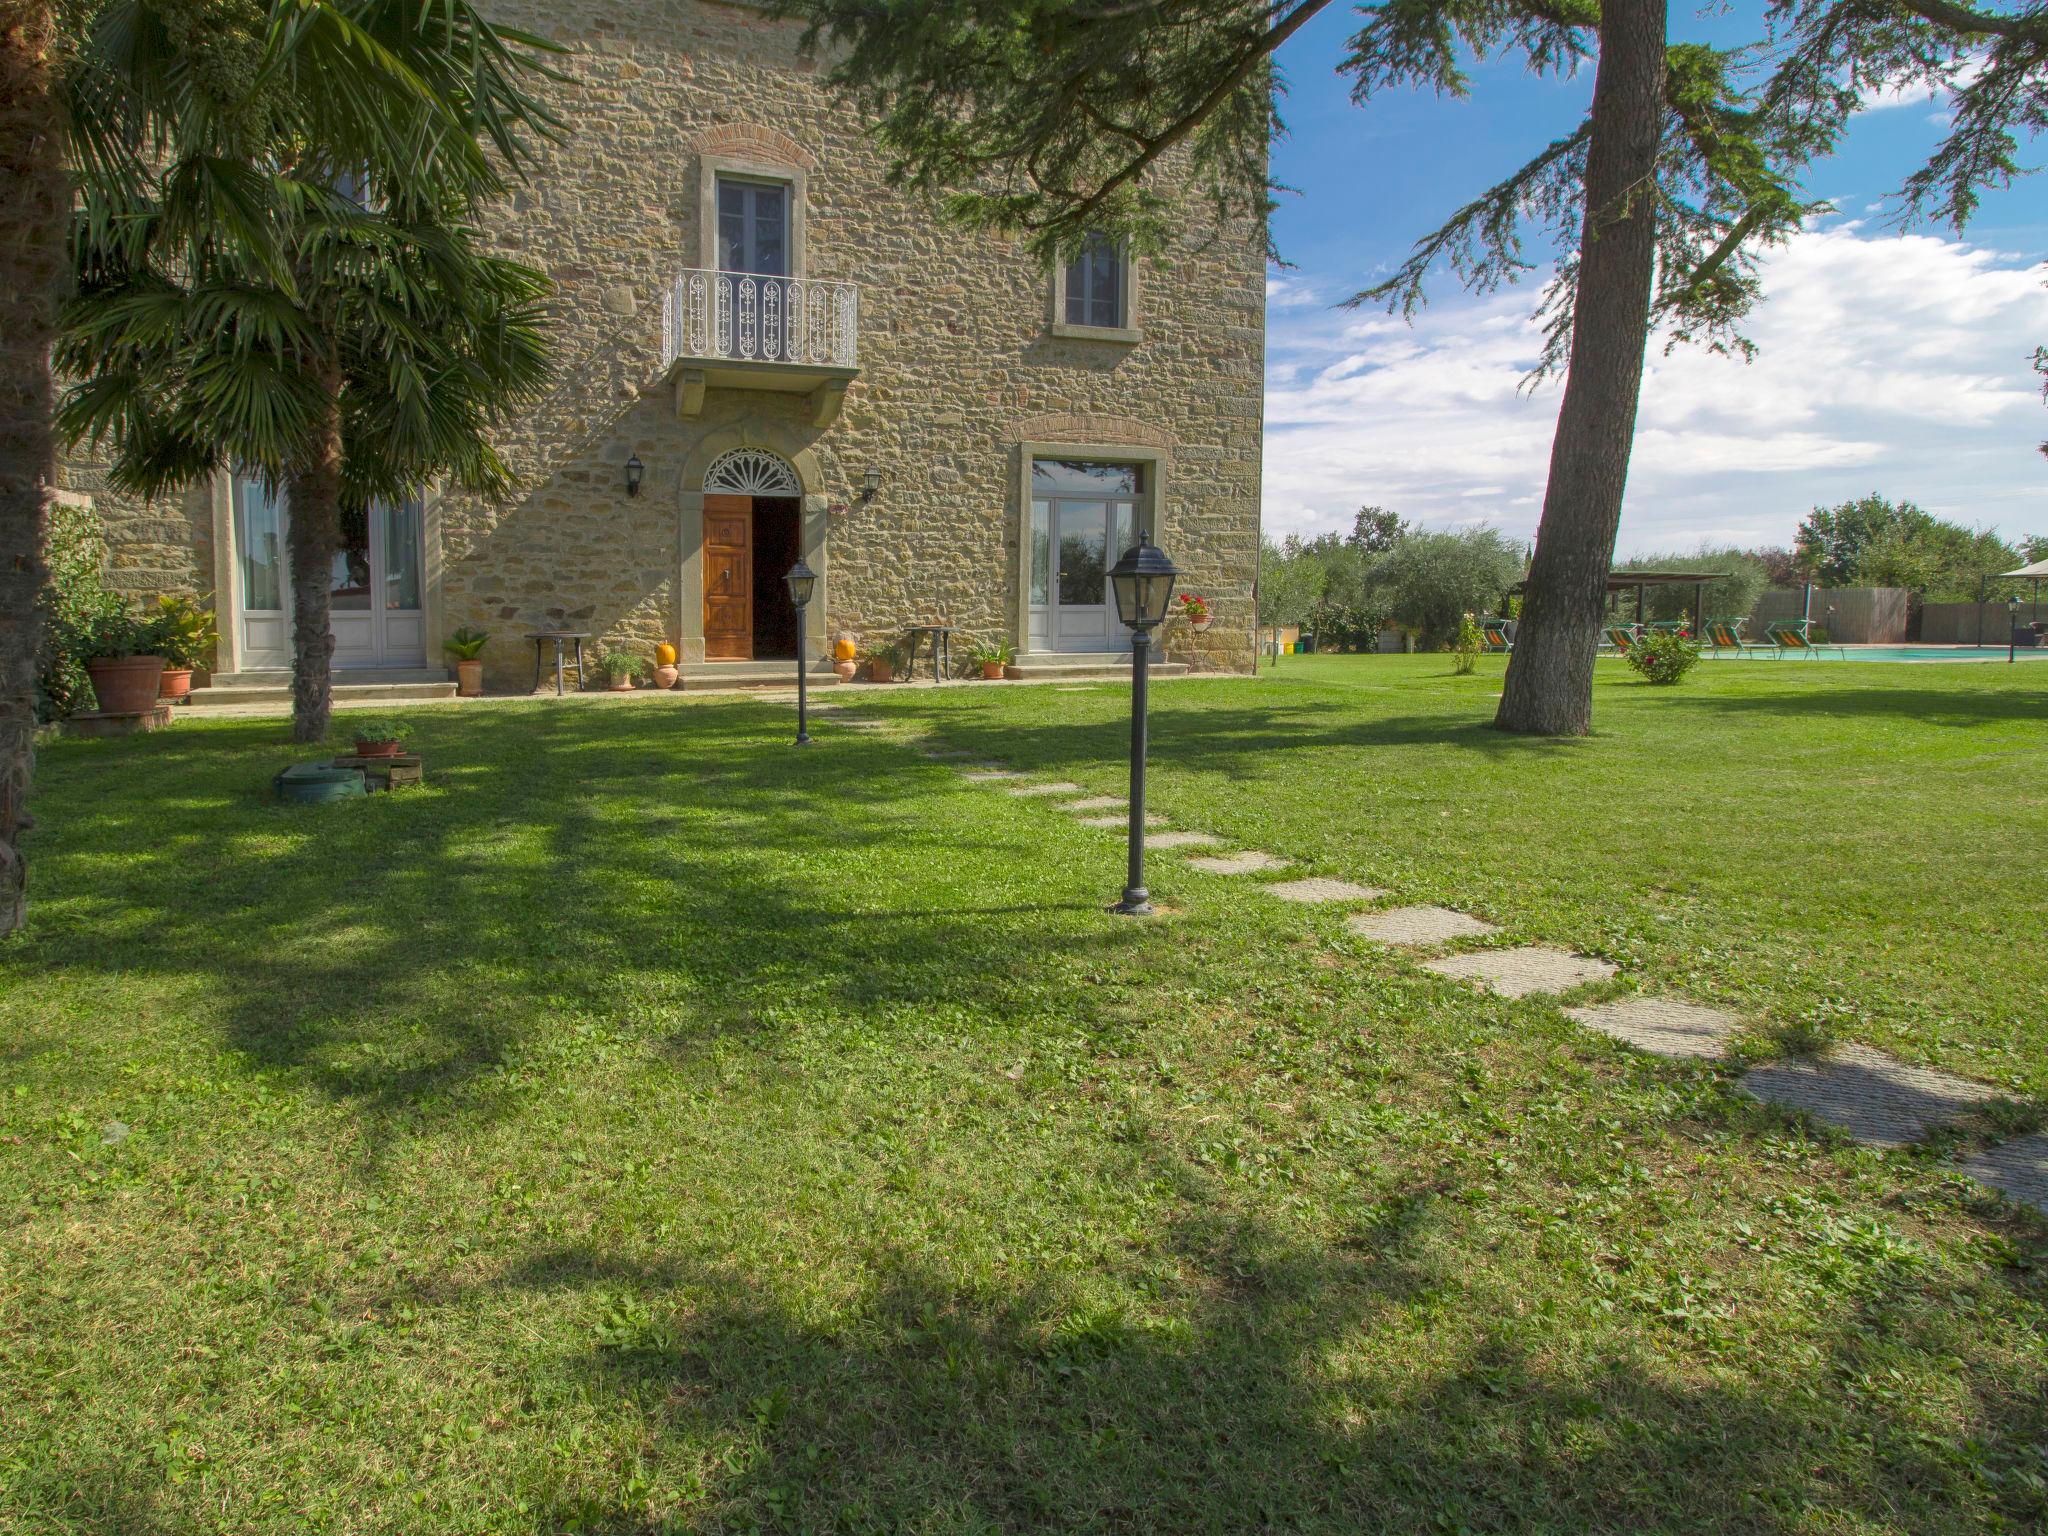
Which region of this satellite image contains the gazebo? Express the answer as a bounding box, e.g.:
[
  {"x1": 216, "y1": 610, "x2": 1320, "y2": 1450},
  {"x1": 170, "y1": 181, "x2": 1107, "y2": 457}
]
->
[{"x1": 1507, "y1": 570, "x2": 1732, "y2": 635}]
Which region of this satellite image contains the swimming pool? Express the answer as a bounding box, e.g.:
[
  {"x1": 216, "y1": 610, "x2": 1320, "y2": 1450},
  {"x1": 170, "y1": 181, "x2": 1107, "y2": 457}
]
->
[{"x1": 1706, "y1": 645, "x2": 2048, "y2": 663}]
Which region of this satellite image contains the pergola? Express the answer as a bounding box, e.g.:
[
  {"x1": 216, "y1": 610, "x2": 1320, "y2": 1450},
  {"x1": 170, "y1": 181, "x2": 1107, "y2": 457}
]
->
[{"x1": 1507, "y1": 570, "x2": 1732, "y2": 634}]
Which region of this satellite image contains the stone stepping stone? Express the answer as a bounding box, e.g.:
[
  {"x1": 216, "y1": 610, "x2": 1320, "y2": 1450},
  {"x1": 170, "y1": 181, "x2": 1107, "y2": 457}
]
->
[
  {"x1": 837, "y1": 718, "x2": 888, "y2": 730},
  {"x1": 1062, "y1": 796, "x2": 1126, "y2": 813},
  {"x1": 1739, "y1": 1042, "x2": 1997, "y2": 1149},
  {"x1": 920, "y1": 749, "x2": 977, "y2": 760},
  {"x1": 1565, "y1": 997, "x2": 1739, "y2": 1060},
  {"x1": 1266, "y1": 878, "x2": 1385, "y2": 905},
  {"x1": 962, "y1": 769, "x2": 1021, "y2": 782},
  {"x1": 1186, "y1": 850, "x2": 1294, "y2": 875},
  {"x1": 1077, "y1": 813, "x2": 1163, "y2": 828},
  {"x1": 1007, "y1": 781, "x2": 1082, "y2": 797},
  {"x1": 1147, "y1": 830, "x2": 1221, "y2": 849},
  {"x1": 1960, "y1": 1134, "x2": 2048, "y2": 1215},
  {"x1": 1422, "y1": 946, "x2": 1617, "y2": 998},
  {"x1": 1345, "y1": 905, "x2": 1493, "y2": 945}
]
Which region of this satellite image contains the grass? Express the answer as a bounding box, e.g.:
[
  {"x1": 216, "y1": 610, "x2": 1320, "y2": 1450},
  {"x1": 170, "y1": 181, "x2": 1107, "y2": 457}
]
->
[{"x1": 2, "y1": 655, "x2": 2045, "y2": 1533}]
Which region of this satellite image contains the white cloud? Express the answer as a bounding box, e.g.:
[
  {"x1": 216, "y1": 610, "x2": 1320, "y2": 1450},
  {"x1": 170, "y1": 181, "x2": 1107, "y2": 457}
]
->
[{"x1": 1261, "y1": 222, "x2": 2048, "y2": 556}]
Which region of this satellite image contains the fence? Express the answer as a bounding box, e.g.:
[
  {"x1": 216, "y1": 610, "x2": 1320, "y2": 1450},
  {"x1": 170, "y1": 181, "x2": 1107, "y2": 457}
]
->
[
  {"x1": 1746, "y1": 587, "x2": 1909, "y2": 644},
  {"x1": 1919, "y1": 601, "x2": 2048, "y2": 645}
]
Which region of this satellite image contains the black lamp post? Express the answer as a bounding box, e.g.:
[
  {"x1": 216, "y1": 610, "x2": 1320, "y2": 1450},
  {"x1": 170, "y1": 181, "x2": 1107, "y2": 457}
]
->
[
  {"x1": 786, "y1": 555, "x2": 818, "y2": 744},
  {"x1": 2010, "y1": 594, "x2": 2022, "y2": 664},
  {"x1": 1107, "y1": 531, "x2": 1179, "y2": 915}
]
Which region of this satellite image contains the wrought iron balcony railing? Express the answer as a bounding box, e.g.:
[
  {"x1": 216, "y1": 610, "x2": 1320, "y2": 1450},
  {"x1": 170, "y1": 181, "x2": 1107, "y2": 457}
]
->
[{"x1": 659, "y1": 268, "x2": 859, "y2": 371}]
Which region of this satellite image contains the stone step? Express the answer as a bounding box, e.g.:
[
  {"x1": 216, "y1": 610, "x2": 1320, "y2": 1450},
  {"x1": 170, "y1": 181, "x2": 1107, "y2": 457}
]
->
[
  {"x1": 185, "y1": 680, "x2": 458, "y2": 708},
  {"x1": 675, "y1": 662, "x2": 845, "y2": 692},
  {"x1": 210, "y1": 667, "x2": 451, "y2": 687},
  {"x1": 1004, "y1": 651, "x2": 1191, "y2": 682}
]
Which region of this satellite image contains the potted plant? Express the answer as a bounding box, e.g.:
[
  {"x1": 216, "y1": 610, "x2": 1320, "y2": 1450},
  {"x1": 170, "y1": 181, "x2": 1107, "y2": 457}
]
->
[
  {"x1": 79, "y1": 612, "x2": 166, "y2": 715},
  {"x1": 653, "y1": 642, "x2": 679, "y2": 689},
  {"x1": 861, "y1": 639, "x2": 902, "y2": 684},
  {"x1": 443, "y1": 625, "x2": 489, "y2": 697},
  {"x1": 592, "y1": 648, "x2": 645, "y2": 691},
  {"x1": 350, "y1": 716, "x2": 412, "y2": 758},
  {"x1": 833, "y1": 632, "x2": 858, "y2": 682},
  {"x1": 151, "y1": 594, "x2": 217, "y2": 702},
  {"x1": 1178, "y1": 592, "x2": 1212, "y2": 632},
  {"x1": 969, "y1": 640, "x2": 1012, "y2": 680}
]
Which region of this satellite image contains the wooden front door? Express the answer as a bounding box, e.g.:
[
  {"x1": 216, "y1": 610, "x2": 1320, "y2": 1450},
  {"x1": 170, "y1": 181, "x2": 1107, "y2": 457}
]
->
[{"x1": 703, "y1": 494, "x2": 754, "y2": 660}]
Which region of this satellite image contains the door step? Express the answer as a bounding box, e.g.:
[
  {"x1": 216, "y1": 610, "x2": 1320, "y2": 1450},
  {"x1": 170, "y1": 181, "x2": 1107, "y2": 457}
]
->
[
  {"x1": 676, "y1": 661, "x2": 845, "y2": 692},
  {"x1": 1005, "y1": 651, "x2": 1189, "y2": 682},
  {"x1": 185, "y1": 679, "x2": 458, "y2": 708}
]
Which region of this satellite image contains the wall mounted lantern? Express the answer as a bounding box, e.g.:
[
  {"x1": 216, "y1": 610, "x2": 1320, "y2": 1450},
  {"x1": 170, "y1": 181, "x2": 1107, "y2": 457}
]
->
[
  {"x1": 624, "y1": 453, "x2": 644, "y2": 497},
  {"x1": 860, "y1": 466, "x2": 881, "y2": 503}
]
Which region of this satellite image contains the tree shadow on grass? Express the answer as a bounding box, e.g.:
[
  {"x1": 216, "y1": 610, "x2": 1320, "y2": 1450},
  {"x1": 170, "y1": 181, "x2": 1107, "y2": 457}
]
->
[
  {"x1": 10, "y1": 700, "x2": 1151, "y2": 1142},
  {"x1": 484, "y1": 1192, "x2": 2046, "y2": 1534},
  {"x1": 1653, "y1": 684, "x2": 2048, "y2": 730}
]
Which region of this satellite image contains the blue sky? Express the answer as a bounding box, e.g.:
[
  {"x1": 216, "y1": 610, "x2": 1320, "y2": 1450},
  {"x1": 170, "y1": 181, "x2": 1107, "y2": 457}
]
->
[{"x1": 1262, "y1": 3, "x2": 2048, "y2": 556}]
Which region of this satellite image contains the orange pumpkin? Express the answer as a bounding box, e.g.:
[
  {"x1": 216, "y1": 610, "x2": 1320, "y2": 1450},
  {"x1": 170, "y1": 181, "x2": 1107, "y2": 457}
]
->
[
  {"x1": 833, "y1": 634, "x2": 857, "y2": 662},
  {"x1": 655, "y1": 642, "x2": 678, "y2": 666}
]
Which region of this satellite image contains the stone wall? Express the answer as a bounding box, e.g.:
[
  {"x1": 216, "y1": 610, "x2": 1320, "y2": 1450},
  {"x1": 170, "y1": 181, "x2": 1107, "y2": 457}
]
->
[{"x1": 82, "y1": 0, "x2": 1267, "y2": 684}]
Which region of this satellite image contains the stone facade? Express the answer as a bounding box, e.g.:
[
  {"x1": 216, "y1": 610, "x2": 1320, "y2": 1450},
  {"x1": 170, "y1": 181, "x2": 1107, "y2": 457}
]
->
[{"x1": 75, "y1": 0, "x2": 1266, "y2": 683}]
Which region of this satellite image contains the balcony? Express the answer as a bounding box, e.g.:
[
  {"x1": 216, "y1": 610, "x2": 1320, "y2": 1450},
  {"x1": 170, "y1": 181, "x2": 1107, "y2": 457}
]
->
[{"x1": 659, "y1": 268, "x2": 859, "y2": 427}]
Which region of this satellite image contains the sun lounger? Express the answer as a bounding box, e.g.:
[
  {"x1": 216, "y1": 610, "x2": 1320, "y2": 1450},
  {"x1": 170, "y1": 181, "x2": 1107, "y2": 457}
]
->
[
  {"x1": 1765, "y1": 622, "x2": 1847, "y2": 659},
  {"x1": 1600, "y1": 624, "x2": 1637, "y2": 655},
  {"x1": 1479, "y1": 619, "x2": 1515, "y2": 654},
  {"x1": 1703, "y1": 618, "x2": 1772, "y2": 657}
]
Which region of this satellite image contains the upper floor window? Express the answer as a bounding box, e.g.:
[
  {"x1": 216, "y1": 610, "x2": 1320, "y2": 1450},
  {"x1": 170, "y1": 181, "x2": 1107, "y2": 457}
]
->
[
  {"x1": 1063, "y1": 234, "x2": 1125, "y2": 329},
  {"x1": 718, "y1": 177, "x2": 789, "y2": 276}
]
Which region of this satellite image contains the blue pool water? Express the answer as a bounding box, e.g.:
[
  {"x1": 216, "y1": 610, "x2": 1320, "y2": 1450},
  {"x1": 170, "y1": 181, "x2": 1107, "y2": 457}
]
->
[{"x1": 1711, "y1": 645, "x2": 2048, "y2": 663}]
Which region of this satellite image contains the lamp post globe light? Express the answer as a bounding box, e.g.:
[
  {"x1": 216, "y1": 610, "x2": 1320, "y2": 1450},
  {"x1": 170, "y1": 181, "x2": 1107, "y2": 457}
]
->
[
  {"x1": 2011, "y1": 594, "x2": 2022, "y2": 664},
  {"x1": 1107, "y1": 532, "x2": 1179, "y2": 915},
  {"x1": 786, "y1": 556, "x2": 818, "y2": 744}
]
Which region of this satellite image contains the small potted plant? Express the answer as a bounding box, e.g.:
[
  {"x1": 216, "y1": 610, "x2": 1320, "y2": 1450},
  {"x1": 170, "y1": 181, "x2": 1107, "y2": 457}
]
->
[
  {"x1": 151, "y1": 594, "x2": 217, "y2": 702},
  {"x1": 592, "y1": 648, "x2": 645, "y2": 691},
  {"x1": 833, "y1": 633, "x2": 858, "y2": 682},
  {"x1": 653, "y1": 642, "x2": 680, "y2": 689},
  {"x1": 969, "y1": 640, "x2": 1012, "y2": 680},
  {"x1": 1178, "y1": 592, "x2": 1212, "y2": 632},
  {"x1": 861, "y1": 639, "x2": 902, "y2": 684},
  {"x1": 443, "y1": 625, "x2": 489, "y2": 697},
  {"x1": 79, "y1": 611, "x2": 166, "y2": 715},
  {"x1": 350, "y1": 716, "x2": 411, "y2": 758}
]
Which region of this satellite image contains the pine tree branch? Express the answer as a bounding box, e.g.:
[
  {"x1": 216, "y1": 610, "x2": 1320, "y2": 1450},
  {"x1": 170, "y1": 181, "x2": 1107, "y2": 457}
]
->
[
  {"x1": 1887, "y1": 0, "x2": 2048, "y2": 43},
  {"x1": 1051, "y1": 0, "x2": 1335, "y2": 232}
]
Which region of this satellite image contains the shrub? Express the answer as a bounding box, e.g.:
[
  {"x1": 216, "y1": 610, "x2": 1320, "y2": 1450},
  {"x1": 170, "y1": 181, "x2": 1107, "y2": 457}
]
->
[
  {"x1": 1450, "y1": 613, "x2": 1482, "y2": 674},
  {"x1": 348, "y1": 717, "x2": 412, "y2": 745},
  {"x1": 1625, "y1": 629, "x2": 1702, "y2": 685},
  {"x1": 150, "y1": 594, "x2": 218, "y2": 671},
  {"x1": 591, "y1": 648, "x2": 646, "y2": 683},
  {"x1": 968, "y1": 639, "x2": 1012, "y2": 666},
  {"x1": 37, "y1": 498, "x2": 126, "y2": 720}
]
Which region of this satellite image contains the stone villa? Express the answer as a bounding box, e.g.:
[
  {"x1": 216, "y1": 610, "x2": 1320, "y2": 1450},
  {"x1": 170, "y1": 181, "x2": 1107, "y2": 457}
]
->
[{"x1": 67, "y1": 0, "x2": 1266, "y2": 693}]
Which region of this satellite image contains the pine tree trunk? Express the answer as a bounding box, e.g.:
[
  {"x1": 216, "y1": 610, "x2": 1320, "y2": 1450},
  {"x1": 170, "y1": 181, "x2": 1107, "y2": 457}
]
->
[
  {"x1": 285, "y1": 364, "x2": 343, "y2": 743},
  {"x1": 0, "y1": 0, "x2": 66, "y2": 935},
  {"x1": 1495, "y1": 0, "x2": 1667, "y2": 737}
]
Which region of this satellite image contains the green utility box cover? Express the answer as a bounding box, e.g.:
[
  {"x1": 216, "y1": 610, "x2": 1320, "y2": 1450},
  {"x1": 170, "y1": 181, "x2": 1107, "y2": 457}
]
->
[{"x1": 275, "y1": 763, "x2": 367, "y2": 804}]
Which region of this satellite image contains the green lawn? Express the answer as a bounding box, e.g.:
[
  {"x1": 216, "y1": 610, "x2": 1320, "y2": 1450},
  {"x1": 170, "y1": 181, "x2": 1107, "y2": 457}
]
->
[{"x1": 3, "y1": 655, "x2": 2045, "y2": 1534}]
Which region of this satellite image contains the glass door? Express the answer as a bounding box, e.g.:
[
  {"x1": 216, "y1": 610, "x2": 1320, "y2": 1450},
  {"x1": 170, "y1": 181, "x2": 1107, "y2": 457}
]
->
[
  {"x1": 1028, "y1": 460, "x2": 1145, "y2": 651},
  {"x1": 231, "y1": 480, "x2": 425, "y2": 670}
]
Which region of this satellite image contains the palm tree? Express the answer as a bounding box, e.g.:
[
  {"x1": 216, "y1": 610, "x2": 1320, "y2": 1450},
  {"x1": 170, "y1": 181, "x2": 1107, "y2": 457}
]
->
[{"x1": 0, "y1": 0, "x2": 559, "y2": 932}]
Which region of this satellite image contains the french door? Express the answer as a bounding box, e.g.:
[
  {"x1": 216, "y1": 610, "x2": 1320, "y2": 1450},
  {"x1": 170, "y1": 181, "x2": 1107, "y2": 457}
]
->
[
  {"x1": 232, "y1": 479, "x2": 426, "y2": 670},
  {"x1": 1028, "y1": 460, "x2": 1143, "y2": 652}
]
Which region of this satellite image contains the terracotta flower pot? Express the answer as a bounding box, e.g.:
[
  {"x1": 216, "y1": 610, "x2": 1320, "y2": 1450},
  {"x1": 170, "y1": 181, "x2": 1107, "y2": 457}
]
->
[
  {"x1": 834, "y1": 660, "x2": 857, "y2": 682},
  {"x1": 86, "y1": 655, "x2": 166, "y2": 715},
  {"x1": 609, "y1": 678, "x2": 635, "y2": 692},
  {"x1": 1191, "y1": 616, "x2": 1212, "y2": 632},
  {"x1": 981, "y1": 661, "x2": 1004, "y2": 680},
  {"x1": 353, "y1": 737, "x2": 402, "y2": 758},
  {"x1": 653, "y1": 663, "x2": 679, "y2": 689},
  {"x1": 455, "y1": 659, "x2": 483, "y2": 697},
  {"x1": 868, "y1": 659, "x2": 894, "y2": 684},
  {"x1": 158, "y1": 667, "x2": 194, "y2": 703}
]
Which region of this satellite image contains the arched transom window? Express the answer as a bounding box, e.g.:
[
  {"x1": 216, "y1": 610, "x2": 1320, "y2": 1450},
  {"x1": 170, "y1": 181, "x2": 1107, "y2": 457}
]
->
[{"x1": 703, "y1": 447, "x2": 800, "y2": 496}]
